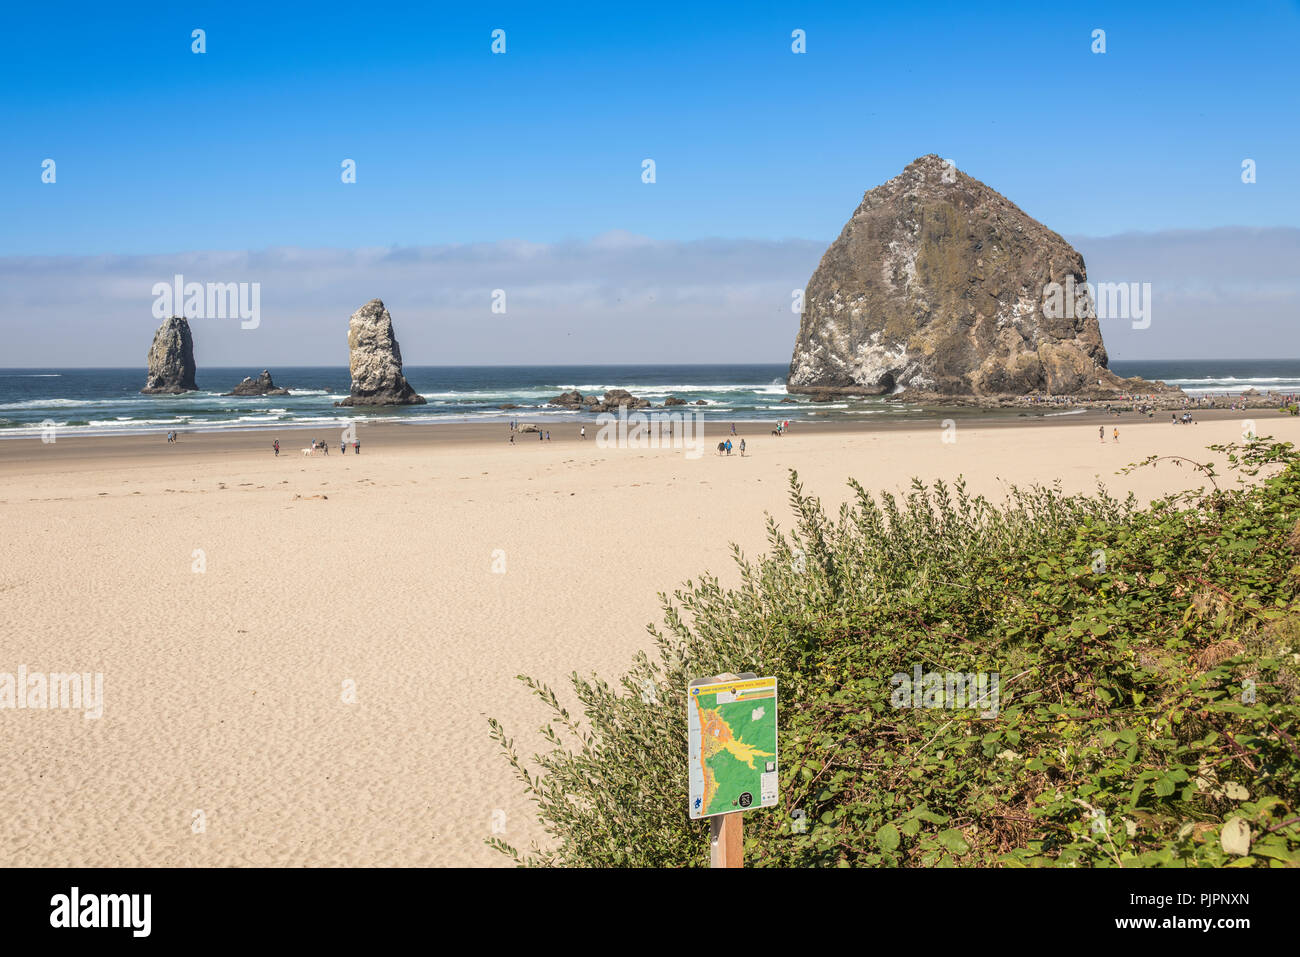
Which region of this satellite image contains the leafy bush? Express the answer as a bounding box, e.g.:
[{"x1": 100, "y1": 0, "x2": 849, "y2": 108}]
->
[{"x1": 489, "y1": 440, "x2": 1300, "y2": 867}]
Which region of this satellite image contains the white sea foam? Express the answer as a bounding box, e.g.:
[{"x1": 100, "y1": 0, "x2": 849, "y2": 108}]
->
[
  {"x1": 1164, "y1": 376, "x2": 1300, "y2": 395},
  {"x1": 0, "y1": 398, "x2": 112, "y2": 410}
]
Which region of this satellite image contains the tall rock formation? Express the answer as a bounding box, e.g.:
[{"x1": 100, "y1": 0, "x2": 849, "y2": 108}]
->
[
  {"x1": 787, "y1": 155, "x2": 1172, "y2": 399},
  {"x1": 337, "y1": 299, "x2": 426, "y2": 407},
  {"x1": 141, "y1": 316, "x2": 198, "y2": 394}
]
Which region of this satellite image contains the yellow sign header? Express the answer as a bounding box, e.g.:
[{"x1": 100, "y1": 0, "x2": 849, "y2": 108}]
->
[{"x1": 691, "y1": 676, "x2": 776, "y2": 696}]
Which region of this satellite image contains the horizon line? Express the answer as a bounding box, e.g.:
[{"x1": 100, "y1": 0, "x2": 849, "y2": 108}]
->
[{"x1": 4, "y1": 358, "x2": 1300, "y2": 372}]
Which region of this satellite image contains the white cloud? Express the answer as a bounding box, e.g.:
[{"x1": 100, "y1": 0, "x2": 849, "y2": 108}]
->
[{"x1": 0, "y1": 228, "x2": 1295, "y2": 367}]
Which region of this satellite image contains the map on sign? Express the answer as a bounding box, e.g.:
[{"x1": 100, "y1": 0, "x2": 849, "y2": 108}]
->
[{"x1": 688, "y1": 675, "x2": 778, "y2": 819}]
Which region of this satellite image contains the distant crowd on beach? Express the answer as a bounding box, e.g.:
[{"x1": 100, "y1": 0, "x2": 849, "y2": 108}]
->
[
  {"x1": 1020, "y1": 391, "x2": 1300, "y2": 414},
  {"x1": 1177, "y1": 393, "x2": 1299, "y2": 411},
  {"x1": 1115, "y1": 393, "x2": 1300, "y2": 416},
  {"x1": 269, "y1": 438, "x2": 359, "y2": 456}
]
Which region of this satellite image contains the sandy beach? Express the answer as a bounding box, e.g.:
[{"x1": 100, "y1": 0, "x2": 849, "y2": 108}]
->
[{"x1": 3, "y1": 410, "x2": 1299, "y2": 867}]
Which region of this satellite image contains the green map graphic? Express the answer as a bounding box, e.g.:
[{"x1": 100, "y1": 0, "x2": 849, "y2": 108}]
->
[{"x1": 689, "y1": 678, "x2": 778, "y2": 818}]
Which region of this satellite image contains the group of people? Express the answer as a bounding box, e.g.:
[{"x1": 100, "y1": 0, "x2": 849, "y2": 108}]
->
[
  {"x1": 165, "y1": 430, "x2": 179, "y2": 443},
  {"x1": 508, "y1": 427, "x2": 551, "y2": 444},
  {"x1": 1099, "y1": 426, "x2": 1119, "y2": 443},
  {"x1": 1172, "y1": 412, "x2": 1196, "y2": 425},
  {"x1": 271, "y1": 438, "x2": 359, "y2": 456},
  {"x1": 717, "y1": 437, "x2": 745, "y2": 456},
  {"x1": 1022, "y1": 395, "x2": 1082, "y2": 407},
  {"x1": 1196, "y1": 392, "x2": 1296, "y2": 411}
]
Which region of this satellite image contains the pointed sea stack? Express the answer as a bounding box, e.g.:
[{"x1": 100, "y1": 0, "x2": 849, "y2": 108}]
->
[
  {"x1": 336, "y1": 299, "x2": 425, "y2": 406},
  {"x1": 141, "y1": 316, "x2": 198, "y2": 394},
  {"x1": 787, "y1": 155, "x2": 1175, "y2": 400}
]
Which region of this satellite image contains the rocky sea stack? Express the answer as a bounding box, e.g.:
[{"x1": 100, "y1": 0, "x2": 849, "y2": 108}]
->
[
  {"x1": 787, "y1": 155, "x2": 1175, "y2": 400},
  {"x1": 336, "y1": 299, "x2": 425, "y2": 407},
  {"x1": 141, "y1": 316, "x2": 198, "y2": 394},
  {"x1": 224, "y1": 370, "x2": 290, "y2": 396}
]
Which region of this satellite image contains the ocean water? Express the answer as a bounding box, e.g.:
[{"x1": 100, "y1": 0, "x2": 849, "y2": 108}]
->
[
  {"x1": 0, "y1": 360, "x2": 1296, "y2": 439},
  {"x1": 1110, "y1": 359, "x2": 1300, "y2": 397},
  {"x1": 0, "y1": 365, "x2": 823, "y2": 438}
]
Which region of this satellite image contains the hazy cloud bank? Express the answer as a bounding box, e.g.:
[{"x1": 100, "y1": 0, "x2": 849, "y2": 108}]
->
[
  {"x1": 1072, "y1": 227, "x2": 1300, "y2": 360},
  {"x1": 0, "y1": 228, "x2": 1295, "y2": 367}
]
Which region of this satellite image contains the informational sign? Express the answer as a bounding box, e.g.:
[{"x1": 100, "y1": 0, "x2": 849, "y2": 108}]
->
[{"x1": 688, "y1": 675, "x2": 778, "y2": 819}]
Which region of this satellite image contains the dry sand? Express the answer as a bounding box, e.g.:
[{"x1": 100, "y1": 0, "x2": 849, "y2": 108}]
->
[{"x1": 2, "y1": 411, "x2": 1297, "y2": 866}]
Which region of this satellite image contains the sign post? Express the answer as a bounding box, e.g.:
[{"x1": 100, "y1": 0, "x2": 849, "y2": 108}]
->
[
  {"x1": 709, "y1": 810, "x2": 744, "y2": 868},
  {"x1": 688, "y1": 671, "x2": 779, "y2": 869}
]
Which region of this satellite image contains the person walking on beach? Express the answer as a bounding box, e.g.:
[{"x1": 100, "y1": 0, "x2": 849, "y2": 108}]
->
[
  {"x1": 739, "y1": 438, "x2": 746, "y2": 456},
  {"x1": 1113, "y1": 428, "x2": 1119, "y2": 443},
  {"x1": 510, "y1": 433, "x2": 515, "y2": 444},
  {"x1": 725, "y1": 438, "x2": 732, "y2": 455},
  {"x1": 341, "y1": 440, "x2": 346, "y2": 455},
  {"x1": 1099, "y1": 426, "x2": 1104, "y2": 443},
  {"x1": 354, "y1": 440, "x2": 360, "y2": 454},
  {"x1": 539, "y1": 429, "x2": 543, "y2": 441},
  {"x1": 274, "y1": 439, "x2": 280, "y2": 456},
  {"x1": 580, "y1": 426, "x2": 586, "y2": 440},
  {"x1": 545, "y1": 431, "x2": 550, "y2": 441}
]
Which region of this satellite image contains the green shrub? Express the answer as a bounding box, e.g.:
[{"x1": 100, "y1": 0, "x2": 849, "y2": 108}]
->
[{"x1": 489, "y1": 440, "x2": 1300, "y2": 867}]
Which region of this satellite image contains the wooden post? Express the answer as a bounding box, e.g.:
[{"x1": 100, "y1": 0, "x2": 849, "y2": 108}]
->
[
  {"x1": 710, "y1": 811, "x2": 744, "y2": 868},
  {"x1": 706, "y1": 670, "x2": 751, "y2": 868}
]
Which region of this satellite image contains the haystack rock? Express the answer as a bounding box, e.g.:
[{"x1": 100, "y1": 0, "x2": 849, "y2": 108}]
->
[
  {"x1": 141, "y1": 316, "x2": 197, "y2": 394},
  {"x1": 224, "y1": 370, "x2": 290, "y2": 396},
  {"x1": 336, "y1": 299, "x2": 425, "y2": 406},
  {"x1": 787, "y1": 155, "x2": 1175, "y2": 399}
]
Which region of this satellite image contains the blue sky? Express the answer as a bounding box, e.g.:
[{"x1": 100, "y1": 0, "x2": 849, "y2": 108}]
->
[
  {"x1": 3, "y1": 1, "x2": 1297, "y2": 256},
  {"x1": 0, "y1": 2, "x2": 1297, "y2": 365}
]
